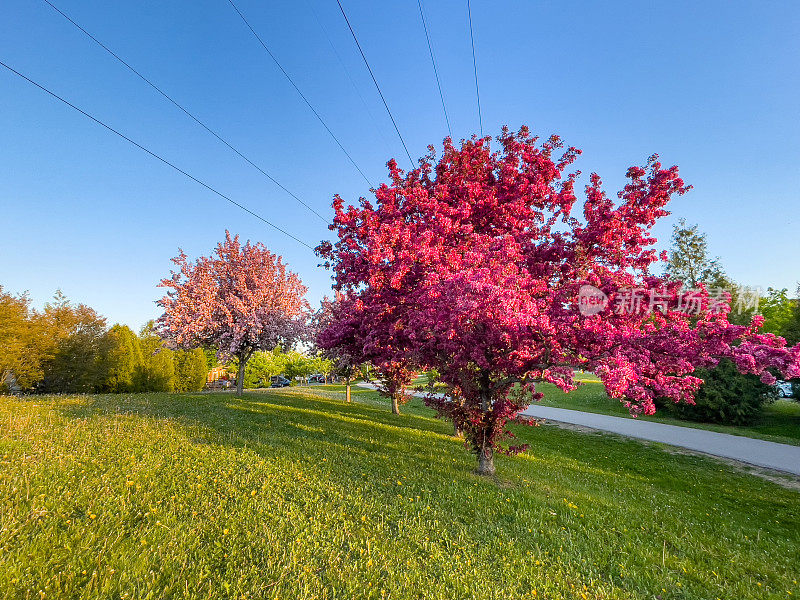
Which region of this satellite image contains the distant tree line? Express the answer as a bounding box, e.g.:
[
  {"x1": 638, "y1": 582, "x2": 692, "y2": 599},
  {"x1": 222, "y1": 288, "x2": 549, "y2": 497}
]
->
[
  {"x1": 0, "y1": 288, "x2": 206, "y2": 394},
  {"x1": 240, "y1": 348, "x2": 333, "y2": 388}
]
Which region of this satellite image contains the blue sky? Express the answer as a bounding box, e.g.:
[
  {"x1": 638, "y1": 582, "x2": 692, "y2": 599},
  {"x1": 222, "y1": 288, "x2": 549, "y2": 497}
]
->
[{"x1": 2, "y1": 0, "x2": 798, "y2": 330}]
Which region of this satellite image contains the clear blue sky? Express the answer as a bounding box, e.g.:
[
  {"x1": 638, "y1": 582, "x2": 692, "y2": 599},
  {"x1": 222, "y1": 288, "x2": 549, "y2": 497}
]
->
[{"x1": 2, "y1": 0, "x2": 799, "y2": 330}]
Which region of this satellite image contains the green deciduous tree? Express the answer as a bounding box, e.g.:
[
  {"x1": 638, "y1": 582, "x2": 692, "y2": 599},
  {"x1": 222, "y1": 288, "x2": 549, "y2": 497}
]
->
[
  {"x1": 663, "y1": 225, "x2": 786, "y2": 424},
  {"x1": 782, "y1": 284, "x2": 800, "y2": 347},
  {"x1": 281, "y1": 350, "x2": 315, "y2": 384},
  {"x1": 759, "y1": 287, "x2": 795, "y2": 336},
  {"x1": 242, "y1": 348, "x2": 285, "y2": 388},
  {"x1": 38, "y1": 291, "x2": 111, "y2": 393},
  {"x1": 0, "y1": 286, "x2": 48, "y2": 391},
  {"x1": 309, "y1": 353, "x2": 333, "y2": 382}
]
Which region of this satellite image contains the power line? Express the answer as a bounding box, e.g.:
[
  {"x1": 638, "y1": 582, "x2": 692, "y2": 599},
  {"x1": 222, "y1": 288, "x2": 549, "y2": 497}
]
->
[
  {"x1": 0, "y1": 60, "x2": 315, "y2": 251},
  {"x1": 334, "y1": 0, "x2": 415, "y2": 169},
  {"x1": 227, "y1": 0, "x2": 373, "y2": 187},
  {"x1": 305, "y1": 0, "x2": 394, "y2": 155},
  {"x1": 41, "y1": 0, "x2": 329, "y2": 224},
  {"x1": 466, "y1": 0, "x2": 483, "y2": 137},
  {"x1": 416, "y1": 0, "x2": 452, "y2": 138}
]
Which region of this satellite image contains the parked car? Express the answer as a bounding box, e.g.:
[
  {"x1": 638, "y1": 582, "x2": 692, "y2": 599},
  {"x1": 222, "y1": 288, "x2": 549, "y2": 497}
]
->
[
  {"x1": 775, "y1": 380, "x2": 794, "y2": 398},
  {"x1": 205, "y1": 379, "x2": 232, "y2": 390},
  {"x1": 270, "y1": 376, "x2": 291, "y2": 388},
  {"x1": 309, "y1": 374, "x2": 325, "y2": 383}
]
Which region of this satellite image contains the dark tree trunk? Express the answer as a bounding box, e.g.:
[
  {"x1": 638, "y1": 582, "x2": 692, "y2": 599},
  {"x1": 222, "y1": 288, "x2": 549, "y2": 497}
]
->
[
  {"x1": 477, "y1": 444, "x2": 495, "y2": 476},
  {"x1": 476, "y1": 374, "x2": 494, "y2": 475},
  {"x1": 236, "y1": 354, "x2": 248, "y2": 397}
]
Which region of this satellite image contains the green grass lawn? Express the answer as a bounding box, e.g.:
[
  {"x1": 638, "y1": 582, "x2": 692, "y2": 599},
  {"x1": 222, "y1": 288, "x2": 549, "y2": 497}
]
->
[
  {"x1": 531, "y1": 380, "x2": 800, "y2": 446},
  {"x1": 1, "y1": 387, "x2": 799, "y2": 599}
]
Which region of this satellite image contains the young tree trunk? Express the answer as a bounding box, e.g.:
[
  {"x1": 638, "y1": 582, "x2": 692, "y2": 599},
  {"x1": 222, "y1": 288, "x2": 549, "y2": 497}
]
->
[
  {"x1": 345, "y1": 376, "x2": 351, "y2": 403},
  {"x1": 476, "y1": 374, "x2": 494, "y2": 475},
  {"x1": 452, "y1": 396, "x2": 464, "y2": 437},
  {"x1": 477, "y1": 444, "x2": 495, "y2": 476},
  {"x1": 236, "y1": 355, "x2": 247, "y2": 397},
  {"x1": 391, "y1": 394, "x2": 400, "y2": 414}
]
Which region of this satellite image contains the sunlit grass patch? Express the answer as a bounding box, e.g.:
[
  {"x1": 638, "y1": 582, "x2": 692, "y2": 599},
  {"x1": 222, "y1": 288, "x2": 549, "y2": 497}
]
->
[{"x1": 1, "y1": 389, "x2": 798, "y2": 599}]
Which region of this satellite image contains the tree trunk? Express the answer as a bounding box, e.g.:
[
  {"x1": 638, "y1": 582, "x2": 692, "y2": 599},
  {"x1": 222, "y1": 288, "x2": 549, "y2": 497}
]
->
[
  {"x1": 391, "y1": 394, "x2": 400, "y2": 414},
  {"x1": 236, "y1": 355, "x2": 247, "y2": 397},
  {"x1": 477, "y1": 444, "x2": 495, "y2": 476},
  {"x1": 453, "y1": 396, "x2": 464, "y2": 437},
  {"x1": 476, "y1": 374, "x2": 494, "y2": 475},
  {"x1": 345, "y1": 376, "x2": 351, "y2": 403}
]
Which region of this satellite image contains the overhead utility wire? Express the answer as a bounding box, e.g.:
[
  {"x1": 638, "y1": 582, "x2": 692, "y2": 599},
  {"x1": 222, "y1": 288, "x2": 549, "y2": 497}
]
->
[
  {"x1": 334, "y1": 0, "x2": 415, "y2": 168},
  {"x1": 466, "y1": 0, "x2": 483, "y2": 136},
  {"x1": 41, "y1": 0, "x2": 328, "y2": 223},
  {"x1": 0, "y1": 60, "x2": 314, "y2": 250},
  {"x1": 227, "y1": 0, "x2": 373, "y2": 187},
  {"x1": 416, "y1": 0, "x2": 452, "y2": 137},
  {"x1": 305, "y1": 0, "x2": 395, "y2": 155}
]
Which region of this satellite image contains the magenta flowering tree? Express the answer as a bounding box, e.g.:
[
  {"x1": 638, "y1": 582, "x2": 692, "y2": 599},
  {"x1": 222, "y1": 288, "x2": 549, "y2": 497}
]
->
[
  {"x1": 374, "y1": 361, "x2": 416, "y2": 415},
  {"x1": 313, "y1": 294, "x2": 364, "y2": 403},
  {"x1": 315, "y1": 294, "x2": 416, "y2": 411},
  {"x1": 158, "y1": 231, "x2": 309, "y2": 396},
  {"x1": 318, "y1": 126, "x2": 800, "y2": 475}
]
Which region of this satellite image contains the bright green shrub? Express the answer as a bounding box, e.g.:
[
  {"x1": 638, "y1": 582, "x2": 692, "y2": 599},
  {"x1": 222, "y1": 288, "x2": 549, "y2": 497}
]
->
[
  {"x1": 103, "y1": 324, "x2": 143, "y2": 392},
  {"x1": 174, "y1": 348, "x2": 208, "y2": 392}
]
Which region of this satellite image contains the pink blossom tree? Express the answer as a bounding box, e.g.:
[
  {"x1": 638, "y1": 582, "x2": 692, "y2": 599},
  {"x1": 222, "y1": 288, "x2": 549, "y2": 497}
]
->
[
  {"x1": 158, "y1": 231, "x2": 308, "y2": 397},
  {"x1": 318, "y1": 127, "x2": 800, "y2": 475}
]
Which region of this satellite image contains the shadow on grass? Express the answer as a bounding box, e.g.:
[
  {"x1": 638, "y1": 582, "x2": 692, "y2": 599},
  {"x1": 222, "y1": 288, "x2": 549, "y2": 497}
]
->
[
  {"x1": 54, "y1": 386, "x2": 800, "y2": 502},
  {"x1": 57, "y1": 387, "x2": 465, "y2": 476}
]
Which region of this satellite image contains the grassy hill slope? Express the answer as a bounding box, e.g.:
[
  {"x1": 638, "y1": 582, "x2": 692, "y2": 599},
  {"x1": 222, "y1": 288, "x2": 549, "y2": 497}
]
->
[{"x1": 1, "y1": 388, "x2": 798, "y2": 599}]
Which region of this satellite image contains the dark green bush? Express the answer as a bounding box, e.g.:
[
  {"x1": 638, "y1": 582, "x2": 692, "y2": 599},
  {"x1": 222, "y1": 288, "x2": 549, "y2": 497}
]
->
[{"x1": 668, "y1": 359, "x2": 776, "y2": 425}]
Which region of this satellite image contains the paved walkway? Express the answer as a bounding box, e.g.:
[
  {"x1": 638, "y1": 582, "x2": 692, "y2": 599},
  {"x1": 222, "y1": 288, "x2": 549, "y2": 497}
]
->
[
  {"x1": 356, "y1": 383, "x2": 800, "y2": 475},
  {"x1": 521, "y1": 405, "x2": 800, "y2": 476}
]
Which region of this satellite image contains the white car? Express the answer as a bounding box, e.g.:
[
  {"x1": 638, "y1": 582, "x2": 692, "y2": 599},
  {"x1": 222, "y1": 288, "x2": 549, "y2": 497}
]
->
[{"x1": 775, "y1": 380, "x2": 794, "y2": 398}]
